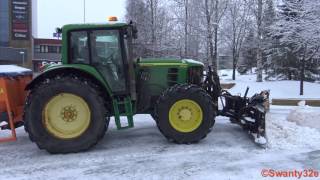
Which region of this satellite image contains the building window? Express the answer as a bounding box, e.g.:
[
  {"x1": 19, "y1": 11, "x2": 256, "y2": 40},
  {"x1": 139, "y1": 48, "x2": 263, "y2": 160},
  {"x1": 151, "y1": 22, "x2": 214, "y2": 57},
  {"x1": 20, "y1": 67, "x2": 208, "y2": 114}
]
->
[
  {"x1": 40, "y1": 45, "x2": 48, "y2": 53},
  {"x1": 48, "y1": 46, "x2": 58, "y2": 53},
  {"x1": 34, "y1": 45, "x2": 40, "y2": 53},
  {"x1": 36, "y1": 44, "x2": 62, "y2": 53}
]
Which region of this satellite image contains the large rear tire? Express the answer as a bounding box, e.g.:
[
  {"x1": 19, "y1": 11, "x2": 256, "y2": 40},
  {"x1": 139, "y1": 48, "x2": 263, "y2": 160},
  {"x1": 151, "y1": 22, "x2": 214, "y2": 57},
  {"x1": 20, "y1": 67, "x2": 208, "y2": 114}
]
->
[
  {"x1": 24, "y1": 75, "x2": 109, "y2": 154},
  {"x1": 155, "y1": 84, "x2": 217, "y2": 144}
]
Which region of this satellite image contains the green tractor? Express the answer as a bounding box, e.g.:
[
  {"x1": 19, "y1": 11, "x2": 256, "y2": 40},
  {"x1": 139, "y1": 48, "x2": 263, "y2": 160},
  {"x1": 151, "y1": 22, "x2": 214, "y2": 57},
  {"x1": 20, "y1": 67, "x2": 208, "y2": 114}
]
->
[{"x1": 24, "y1": 21, "x2": 269, "y2": 154}]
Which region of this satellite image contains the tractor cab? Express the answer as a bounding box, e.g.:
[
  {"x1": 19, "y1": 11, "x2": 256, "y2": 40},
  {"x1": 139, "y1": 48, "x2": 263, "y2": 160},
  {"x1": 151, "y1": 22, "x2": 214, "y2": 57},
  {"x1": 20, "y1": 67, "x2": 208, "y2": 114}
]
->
[{"x1": 60, "y1": 21, "x2": 138, "y2": 97}]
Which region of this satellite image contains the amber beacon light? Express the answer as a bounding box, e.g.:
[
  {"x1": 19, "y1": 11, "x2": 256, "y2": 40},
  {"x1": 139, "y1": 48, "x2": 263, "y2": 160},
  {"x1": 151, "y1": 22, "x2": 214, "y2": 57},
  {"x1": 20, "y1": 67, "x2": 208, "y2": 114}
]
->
[{"x1": 108, "y1": 16, "x2": 118, "y2": 22}]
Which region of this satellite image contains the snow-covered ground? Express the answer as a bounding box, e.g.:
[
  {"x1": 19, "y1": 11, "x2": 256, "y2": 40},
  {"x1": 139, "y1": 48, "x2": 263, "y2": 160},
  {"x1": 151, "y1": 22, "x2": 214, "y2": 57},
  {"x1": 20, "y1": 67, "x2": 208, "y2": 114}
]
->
[
  {"x1": 1, "y1": 109, "x2": 320, "y2": 180},
  {"x1": 219, "y1": 69, "x2": 320, "y2": 99},
  {"x1": 0, "y1": 70, "x2": 320, "y2": 179}
]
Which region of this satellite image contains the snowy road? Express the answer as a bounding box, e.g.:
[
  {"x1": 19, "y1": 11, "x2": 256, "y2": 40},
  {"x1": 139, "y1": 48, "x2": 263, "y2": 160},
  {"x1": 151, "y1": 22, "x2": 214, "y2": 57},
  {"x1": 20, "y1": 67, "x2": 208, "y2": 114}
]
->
[{"x1": 1, "y1": 106, "x2": 319, "y2": 180}]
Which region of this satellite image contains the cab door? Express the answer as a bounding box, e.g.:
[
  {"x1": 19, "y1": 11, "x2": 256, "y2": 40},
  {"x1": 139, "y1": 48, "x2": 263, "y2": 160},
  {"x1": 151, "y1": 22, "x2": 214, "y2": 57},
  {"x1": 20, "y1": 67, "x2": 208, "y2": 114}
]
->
[
  {"x1": 69, "y1": 29, "x2": 129, "y2": 94},
  {"x1": 89, "y1": 30, "x2": 128, "y2": 94}
]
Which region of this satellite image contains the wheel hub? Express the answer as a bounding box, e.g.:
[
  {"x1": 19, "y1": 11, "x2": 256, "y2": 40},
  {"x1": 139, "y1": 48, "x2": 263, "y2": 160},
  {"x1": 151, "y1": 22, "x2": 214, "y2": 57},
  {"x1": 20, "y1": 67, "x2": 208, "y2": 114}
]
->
[
  {"x1": 61, "y1": 106, "x2": 78, "y2": 122},
  {"x1": 43, "y1": 93, "x2": 91, "y2": 139},
  {"x1": 169, "y1": 99, "x2": 203, "y2": 133},
  {"x1": 178, "y1": 107, "x2": 192, "y2": 121}
]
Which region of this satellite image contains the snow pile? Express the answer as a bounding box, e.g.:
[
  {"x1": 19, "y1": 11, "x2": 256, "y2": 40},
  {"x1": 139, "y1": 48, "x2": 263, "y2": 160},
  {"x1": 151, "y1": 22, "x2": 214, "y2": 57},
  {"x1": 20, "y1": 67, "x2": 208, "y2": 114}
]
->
[
  {"x1": 287, "y1": 105, "x2": 320, "y2": 129},
  {"x1": 267, "y1": 109, "x2": 320, "y2": 150},
  {"x1": 0, "y1": 65, "x2": 31, "y2": 73},
  {"x1": 218, "y1": 69, "x2": 239, "y2": 77}
]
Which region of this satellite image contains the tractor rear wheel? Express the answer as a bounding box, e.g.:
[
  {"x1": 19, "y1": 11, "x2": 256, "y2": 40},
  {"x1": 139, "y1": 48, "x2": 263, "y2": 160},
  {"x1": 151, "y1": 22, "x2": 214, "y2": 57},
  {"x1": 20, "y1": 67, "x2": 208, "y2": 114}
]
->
[
  {"x1": 155, "y1": 84, "x2": 217, "y2": 144},
  {"x1": 24, "y1": 75, "x2": 109, "y2": 154}
]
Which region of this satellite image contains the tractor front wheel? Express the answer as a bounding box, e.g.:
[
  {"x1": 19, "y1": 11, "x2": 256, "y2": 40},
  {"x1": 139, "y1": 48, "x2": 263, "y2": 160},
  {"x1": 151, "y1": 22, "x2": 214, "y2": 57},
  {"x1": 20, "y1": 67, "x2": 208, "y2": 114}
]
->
[
  {"x1": 155, "y1": 84, "x2": 217, "y2": 144},
  {"x1": 24, "y1": 75, "x2": 109, "y2": 154}
]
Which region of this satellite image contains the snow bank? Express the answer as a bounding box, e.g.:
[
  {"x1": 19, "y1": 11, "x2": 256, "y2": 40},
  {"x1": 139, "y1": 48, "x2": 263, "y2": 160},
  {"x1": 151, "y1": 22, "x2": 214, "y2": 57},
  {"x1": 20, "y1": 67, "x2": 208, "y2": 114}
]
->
[
  {"x1": 287, "y1": 105, "x2": 320, "y2": 129},
  {"x1": 267, "y1": 108, "x2": 320, "y2": 150}
]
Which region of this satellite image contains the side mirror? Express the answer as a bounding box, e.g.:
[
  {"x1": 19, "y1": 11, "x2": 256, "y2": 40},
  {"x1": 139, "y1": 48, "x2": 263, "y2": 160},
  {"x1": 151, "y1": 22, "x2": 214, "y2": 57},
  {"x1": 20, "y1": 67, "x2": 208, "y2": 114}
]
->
[{"x1": 56, "y1": 27, "x2": 62, "y2": 34}]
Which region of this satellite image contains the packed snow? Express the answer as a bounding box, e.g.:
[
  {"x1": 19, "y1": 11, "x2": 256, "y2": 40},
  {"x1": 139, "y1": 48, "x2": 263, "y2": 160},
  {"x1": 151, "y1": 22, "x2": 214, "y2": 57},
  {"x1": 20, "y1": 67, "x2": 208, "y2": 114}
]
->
[
  {"x1": 267, "y1": 106, "x2": 320, "y2": 151},
  {"x1": 287, "y1": 105, "x2": 320, "y2": 129},
  {"x1": 1, "y1": 108, "x2": 320, "y2": 180},
  {"x1": 0, "y1": 65, "x2": 32, "y2": 74},
  {"x1": 0, "y1": 72, "x2": 319, "y2": 179}
]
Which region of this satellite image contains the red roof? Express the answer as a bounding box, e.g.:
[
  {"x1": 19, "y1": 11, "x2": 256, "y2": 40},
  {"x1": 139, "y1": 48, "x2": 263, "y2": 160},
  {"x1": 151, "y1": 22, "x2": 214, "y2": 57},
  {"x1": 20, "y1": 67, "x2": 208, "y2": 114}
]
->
[{"x1": 34, "y1": 38, "x2": 62, "y2": 45}]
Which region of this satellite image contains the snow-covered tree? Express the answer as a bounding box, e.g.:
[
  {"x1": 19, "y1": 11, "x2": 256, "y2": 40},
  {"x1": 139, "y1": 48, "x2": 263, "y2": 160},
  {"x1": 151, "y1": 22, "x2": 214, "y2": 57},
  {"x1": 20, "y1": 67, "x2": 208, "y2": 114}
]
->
[
  {"x1": 201, "y1": 0, "x2": 228, "y2": 70},
  {"x1": 242, "y1": 28, "x2": 258, "y2": 73},
  {"x1": 255, "y1": 0, "x2": 264, "y2": 82},
  {"x1": 222, "y1": 0, "x2": 251, "y2": 80},
  {"x1": 126, "y1": 0, "x2": 319, "y2": 87},
  {"x1": 270, "y1": 0, "x2": 320, "y2": 95},
  {"x1": 126, "y1": 0, "x2": 177, "y2": 58},
  {"x1": 170, "y1": 0, "x2": 202, "y2": 59},
  {"x1": 262, "y1": 0, "x2": 276, "y2": 72}
]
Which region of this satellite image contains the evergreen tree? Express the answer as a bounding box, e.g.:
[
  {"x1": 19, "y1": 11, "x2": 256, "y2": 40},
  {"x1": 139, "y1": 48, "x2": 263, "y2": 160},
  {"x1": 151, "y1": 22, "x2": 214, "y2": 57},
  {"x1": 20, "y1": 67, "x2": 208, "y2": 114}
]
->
[
  {"x1": 269, "y1": 0, "x2": 320, "y2": 94},
  {"x1": 242, "y1": 28, "x2": 257, "y2": 74}
]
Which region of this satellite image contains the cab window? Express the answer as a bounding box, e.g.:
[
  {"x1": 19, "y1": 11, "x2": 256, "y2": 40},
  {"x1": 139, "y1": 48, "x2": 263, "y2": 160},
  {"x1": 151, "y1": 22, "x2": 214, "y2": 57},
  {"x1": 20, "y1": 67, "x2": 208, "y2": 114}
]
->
[
  {"x1": 90, "y1": 30, "x2": 127, "y2": 93},
  {"x1": 69, "y1": 31, "x2": 89, "y2": 64}
]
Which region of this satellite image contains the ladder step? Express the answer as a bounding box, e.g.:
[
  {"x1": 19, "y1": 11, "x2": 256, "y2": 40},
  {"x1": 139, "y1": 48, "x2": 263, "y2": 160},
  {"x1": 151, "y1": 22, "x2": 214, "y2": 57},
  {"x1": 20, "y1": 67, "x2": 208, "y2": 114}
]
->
[{"x1": 113, "y1": 97, "x2": 134, "y2": 130}]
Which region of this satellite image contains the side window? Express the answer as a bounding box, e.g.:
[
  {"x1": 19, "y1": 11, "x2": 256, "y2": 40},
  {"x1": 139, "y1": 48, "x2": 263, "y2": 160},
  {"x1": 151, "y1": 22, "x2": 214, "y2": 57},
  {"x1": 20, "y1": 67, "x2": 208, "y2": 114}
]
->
[
  {"x1": 90, "y1": 30, "x2": 126, "y2": 93},
  {"x1": 69, "y1": 31, "x2": 89, "y2": 64}
]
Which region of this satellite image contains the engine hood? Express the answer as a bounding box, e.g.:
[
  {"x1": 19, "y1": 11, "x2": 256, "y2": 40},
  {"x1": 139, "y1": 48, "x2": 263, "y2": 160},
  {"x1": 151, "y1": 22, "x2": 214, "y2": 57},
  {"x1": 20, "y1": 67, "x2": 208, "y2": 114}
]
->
[{"x1": 138, "y1": 58, "x2": 204, "y2": 67}]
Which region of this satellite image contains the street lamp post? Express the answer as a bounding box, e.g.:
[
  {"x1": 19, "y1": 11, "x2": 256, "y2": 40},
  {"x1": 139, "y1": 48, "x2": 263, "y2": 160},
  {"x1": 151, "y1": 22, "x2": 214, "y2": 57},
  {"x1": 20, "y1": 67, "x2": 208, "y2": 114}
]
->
[
  {"x1": 19, "y1": 51, "x2": 25, "y2": 67},
  {"x1": 83, "y1": 0, "x2": 86, "y2": 23}
]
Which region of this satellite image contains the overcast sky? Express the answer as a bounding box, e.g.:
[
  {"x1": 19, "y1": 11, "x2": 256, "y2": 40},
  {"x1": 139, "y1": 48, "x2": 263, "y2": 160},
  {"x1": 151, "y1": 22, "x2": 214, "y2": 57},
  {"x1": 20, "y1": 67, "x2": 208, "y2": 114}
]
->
[{"x1": 37, "y1": 0, "x2": 126, "y2": 38}]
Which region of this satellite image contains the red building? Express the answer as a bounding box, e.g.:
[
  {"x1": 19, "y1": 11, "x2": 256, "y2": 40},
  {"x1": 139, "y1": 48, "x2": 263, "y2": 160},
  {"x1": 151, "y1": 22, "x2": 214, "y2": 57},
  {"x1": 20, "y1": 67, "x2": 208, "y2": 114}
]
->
[{"x1": 33, "y1": 38, "x2": 61, "y2": 72}]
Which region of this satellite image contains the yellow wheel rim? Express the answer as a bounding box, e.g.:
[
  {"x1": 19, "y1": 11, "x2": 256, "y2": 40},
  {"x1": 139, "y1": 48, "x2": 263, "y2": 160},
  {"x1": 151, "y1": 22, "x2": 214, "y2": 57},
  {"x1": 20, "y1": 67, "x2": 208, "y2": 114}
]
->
[
  {"x1": 43, "y1": 93, "x2": 91, "y2": 139},
  {"x1": 169, "y1": 99, "x2": 203, "y2": 133}
]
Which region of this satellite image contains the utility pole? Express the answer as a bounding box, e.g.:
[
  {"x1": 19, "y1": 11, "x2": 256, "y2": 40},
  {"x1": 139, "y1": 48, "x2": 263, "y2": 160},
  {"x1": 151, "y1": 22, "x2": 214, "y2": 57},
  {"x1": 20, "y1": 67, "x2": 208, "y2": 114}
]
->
[
  {"x1": 83, "y1": 0, "x2": 86, "y2": 23},
  {"x1": 184, "y1": 0, "x2": 188, "y2": 58}
]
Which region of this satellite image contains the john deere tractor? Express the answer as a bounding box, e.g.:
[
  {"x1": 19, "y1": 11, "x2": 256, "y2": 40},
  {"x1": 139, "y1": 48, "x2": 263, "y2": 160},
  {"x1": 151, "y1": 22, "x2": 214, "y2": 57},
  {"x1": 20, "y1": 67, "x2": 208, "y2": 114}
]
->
[{"x1": 24, "y1": 21, "x2": 269, "y2": 154}]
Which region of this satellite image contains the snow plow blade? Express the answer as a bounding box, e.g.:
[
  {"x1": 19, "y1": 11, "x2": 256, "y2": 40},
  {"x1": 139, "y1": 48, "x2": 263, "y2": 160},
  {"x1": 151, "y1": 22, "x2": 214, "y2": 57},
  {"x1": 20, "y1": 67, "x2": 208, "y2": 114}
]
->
[
  {"x1": 219, "y1": 88, "x2": 270, "y2": 147},
  {"x1": 203, "y1": 66, "x2": 270, "y2": 147}
]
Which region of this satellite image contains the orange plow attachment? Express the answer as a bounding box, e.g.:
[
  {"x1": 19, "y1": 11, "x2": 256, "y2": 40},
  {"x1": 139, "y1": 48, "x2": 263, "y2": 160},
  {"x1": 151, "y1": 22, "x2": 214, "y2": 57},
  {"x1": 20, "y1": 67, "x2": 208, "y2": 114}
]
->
[{"x1": 0, "y1": 68, "x2": 32, "y2": 142}]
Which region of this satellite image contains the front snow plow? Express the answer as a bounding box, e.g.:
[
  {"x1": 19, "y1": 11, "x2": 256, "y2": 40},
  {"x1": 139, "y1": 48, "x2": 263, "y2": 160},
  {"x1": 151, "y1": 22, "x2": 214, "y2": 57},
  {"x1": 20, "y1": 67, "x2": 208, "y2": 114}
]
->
[
  {"x1": 203, "y1": 67, "x2": 270, "y2": 147},
  {"x1": 220, "y1": 89, "x2": 270, "y2": 146}
]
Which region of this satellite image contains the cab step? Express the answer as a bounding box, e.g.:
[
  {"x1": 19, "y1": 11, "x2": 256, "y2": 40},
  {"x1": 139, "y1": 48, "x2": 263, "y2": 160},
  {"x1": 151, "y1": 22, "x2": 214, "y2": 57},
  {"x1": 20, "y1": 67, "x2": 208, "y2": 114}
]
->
[{"x1": 112, "y1": 97, "x2": 134, "y2": 130}]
